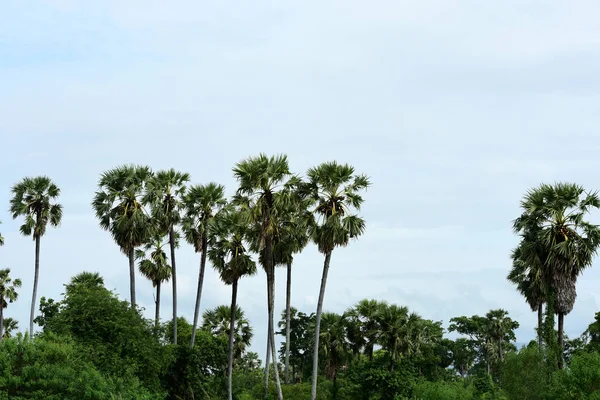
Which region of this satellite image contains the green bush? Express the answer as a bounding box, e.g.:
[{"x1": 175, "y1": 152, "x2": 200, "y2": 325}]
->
[{"x1": 412, "y1": 380, "x2": 475, "y2": 400}]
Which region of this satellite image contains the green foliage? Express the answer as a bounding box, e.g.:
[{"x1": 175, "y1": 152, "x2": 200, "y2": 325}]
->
[
  {"x1": 43, "y1": 274, "x2": 166, "y2": 392},
  {"x1": 0, "y1": 334, "x2": 156, "y2": 399},
  {"x1": 161, "y1": 331, "x2": 228, "y2": 400},
  {"x1": 412, "y1": 380, "x2": 475, "y2": 400}
]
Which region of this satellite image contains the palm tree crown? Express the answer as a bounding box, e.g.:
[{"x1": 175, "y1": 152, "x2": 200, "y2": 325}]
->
[
  {"x1": 304, "y1": 162, "x2": 369, "y2": 254},
  {"x1": 202, "y1": 304, "x2": 254, "y2": 358},
  {"x1": 10, "y1": 176, "x2": 63, "y2": 239}
]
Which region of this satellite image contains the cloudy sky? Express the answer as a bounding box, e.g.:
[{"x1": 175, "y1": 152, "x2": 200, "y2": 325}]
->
[{"x1": 2, "y1": 0, "x2": 600, "y2": 359}]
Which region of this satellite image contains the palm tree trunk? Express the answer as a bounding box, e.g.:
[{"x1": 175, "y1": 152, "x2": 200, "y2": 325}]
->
[
  {"x1": 191, "y1": 236, "x2": 208, "y2": 348},
  {"x1": 30, "y1": 235, "x2": 41, "y2": 335},
  {"x1": 263, "y1": 325, "x2": 271, "y2": 400},
  {"x1": 169, "y1": 226, "x2": 178, "y2": 345},
  {"x1": 537, "y1": 303, "x2": 543, "y2": 349},
  {"x1": 0, "y1": 300, "x2": 4, "y2": 341},
  {"x1": 128, "y1": 248, "x2": 136, "y2": 308},
  {"x1": 269, "y1": 271, "x2": 283, "y2": 400},
  {"x1": 558, "y1": 312, "x2": 564, "y2": 369},
  {"x1": 227, "y1": 279, "x2": 238, "y2": 400},
  {"x1": 155, "y1": 281, "x2": 161, "y2": 329},
  {"x1": 311, "y1": 250, "x2": 332, "y2": 400},
  {"x1": 284, "y1": 261, "x2": 292, "y2": 384}
]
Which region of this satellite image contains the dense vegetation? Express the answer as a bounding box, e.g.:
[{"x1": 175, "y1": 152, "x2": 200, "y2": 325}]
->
[{"x1": 1, "y1": 155, "x2": 600, "y2": 399}]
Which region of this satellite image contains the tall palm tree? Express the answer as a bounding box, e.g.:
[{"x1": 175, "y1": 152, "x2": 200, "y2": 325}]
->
[
  {"x1": 2, "y1": 317, "x2": 18, "y2": 339},
  {"x1": 514, "y1": 182, "x2": 600, "y2": 368},
  {"x1": 233, "y1": 153, "x2": 295, "y2": 400},
  {"x1": 202, "y1": 305, "x2": 254, "y2": 361},
  {"x1": 182, "y1": 183, "x2": 227, "y2": 348},
  {"x1": 144, "y1": 169, "x2": 190, "y2": 345},
  {"x1": 135, "y1": 231, "x2": 172, "y2": 328},
  {"x1": 10, "y1": 176, "x2": 62, "y2": 335},
  {"x1": 92, "y1": 165, "x2": 153, "y2": 308},
  {"x1": 304, "y1": 161, "x2": 369, "y2": 400},
  {"x1": 207, "y1": 208, "x2": 257, "y2": 400},
  {"x1": 273, "y1": 201, "x2": 312, "y2": 383},
  {"x1": 0, "y1": 269, "x2": 21, "y2": 340}
]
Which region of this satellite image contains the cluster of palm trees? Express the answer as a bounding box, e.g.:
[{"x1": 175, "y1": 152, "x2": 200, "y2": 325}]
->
[
  {"x1": 278, "y1": 299, "x2": 445, "y2": 384},
  {"x1": 507, "y1": 182, "x2": 600, "y2": 368},
  {"x1": 2, "y1": 154, "x2": 368, "y2": 400}
]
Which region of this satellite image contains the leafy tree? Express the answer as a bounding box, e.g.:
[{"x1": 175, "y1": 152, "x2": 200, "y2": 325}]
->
[
  {"x1": 144, "y1": 169, "x2": 190, "y2": 345},
  {"x1": 514, "y1": 183, "x2": 600, "y2": 368},
  {"x1": 0, "y1": 269, "x2": 21, "y2": 340},
  {"x1": 451, "y1": 338, "x2": 477, "y2": 377},
  {"x1": 43, "y1": 272, "x2": 166, "y2": 392},
  {"x1": 233, "y1": 153, "x2": 295, "y2": 400},
  {"x1": 302, "y1": 161, "x2": 369, "y2": 400},
  {"x1": 10, "y1": 176, "x2": 63, "y2": 334},
  {"x1": 92, "y1": 164, "x2": 153, "y2": 308},
  {"x1": 182, "y1": 182, "x2": 227, "y2": 349},
  {"x1": 208, "y1": 207, "x2": 257, "y2": 400},
  {"x1": 135, "y1": 231, "x2": 172, "y2": 328}
]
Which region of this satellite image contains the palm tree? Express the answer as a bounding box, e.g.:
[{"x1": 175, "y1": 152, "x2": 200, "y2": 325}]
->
[
  {"x1": 135, "y1": 231, "x2": 172, "y2": 328},
  {"x1": 2, "y1": 317, "x2": 18, "y2": 339},
  {"x1": 143, "y1": 169, "x2": 190, "y2": 345},
  {"x1": 507, "y1": 240, "x2": 546, "y2": 349},
  {"x1": 319, "y1": 312, "x2": 351, "y2": 385},
  {"x1": 485, "y1": 309, "x2": 519, "y2": 362},
  {"x1": 233, "y1": 153, "x2": 295, "y2": 400},
  {"x1": 304, "y1": 161, "x2": 369, "y2": 400},
  {"x1": 377, "y1": 304, "x2": 419, "y2": 372},
  {"x1": 92, "y1": 165, "x2": 153, "y2": 308},
  {"x1": 514, "y1": 183, "x2": 600, "y2": 368},
  {"x1": 10, "y1": 176, "x2": 62, "y2": 335},
  {"x1": 207, "y1": 208, "x2": 257, "y2": 400},
  {"x1": 347, "y1": 299, "x2": 385, "y2": 361},
  {"x1": 0, "y1": 269, "x2": 21, "y2": 340},
  {"x1": 182, "y1": 183, "x2": 227, "y2": 348},
  {"x1": 66, "y1": 271, "x2": 105, "y2": 292},
  {"x1": 273, "y1": 201, "x2": 311, "y2": 383},
  {"x1": 0, "y1": 221, "x2": 4, "y2": 246},
  {"x1": 202, "y1": 305, "x2": 253, "y2": 361}
]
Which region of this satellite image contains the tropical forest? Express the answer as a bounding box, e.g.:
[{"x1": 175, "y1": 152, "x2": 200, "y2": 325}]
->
[{"x1": 0, "y1": 154, "x2": 599, "y2": 400}]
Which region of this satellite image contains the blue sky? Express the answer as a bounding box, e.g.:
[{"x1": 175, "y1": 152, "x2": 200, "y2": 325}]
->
[{"x1": 2, "y1": 0, "x2": 600, "y2": 359}]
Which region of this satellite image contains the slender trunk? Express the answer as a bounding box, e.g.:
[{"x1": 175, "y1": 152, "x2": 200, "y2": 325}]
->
[
  {"x1": 228, "y1": 279, "x2": 238, "y2": 400},
  {"x1": 128, "y1": 248, "x2": 136, "y2": 308},
  {"x1": 190, "y1": 236, "x2": 208, "y2": 348},
  {"x1": 486, "y1": 360, "x2": 490, "y2": 375},
  {"x1": 311, "y1": 251, "x2": 332, "y2": 400},
  {"x1": 537, "y1": 303, "x2": 543, "y2": 350},
  {"x1": 263, "y1": 274, "x2": 272, "y2": 400},
  {"x1": 284, "y1": 261, "x2": 292, "y2": 384},
  {"x1": 170, "y1": 226, "x2": 178, "y2": 345},
  {"x1": 30, "y1": 236, "x2": 41, "y2": 335},
  {"x1": 0, "y1": 300, "x2": 4, "y2": 341},
  {"x1": 155, "y1": 281, "x2": 161, "y2": 329},
  {"x1": 269, "y1": 271, "x2": 283, "y2": 399},
  {"x1": 558, "y1": 312, "x2": 564, "y2": 369},
  {"x1": 498, "y1": 340, "x2": 503, "y2": 362}
]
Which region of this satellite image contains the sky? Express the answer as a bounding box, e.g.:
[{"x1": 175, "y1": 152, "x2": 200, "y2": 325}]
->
[{"x1": 2, "y1": 0, "x2": 600, "y2": 360}]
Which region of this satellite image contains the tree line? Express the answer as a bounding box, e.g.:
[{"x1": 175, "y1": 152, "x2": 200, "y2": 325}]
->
[{"x1": 1, "y1": 157, "x2": 600, "y2": 399}]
